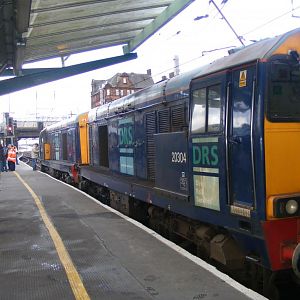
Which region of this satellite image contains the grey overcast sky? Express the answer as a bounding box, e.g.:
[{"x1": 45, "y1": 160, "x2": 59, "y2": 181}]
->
[{"x1": 1, "y1": 0, "x2": 300, "y2": 120}]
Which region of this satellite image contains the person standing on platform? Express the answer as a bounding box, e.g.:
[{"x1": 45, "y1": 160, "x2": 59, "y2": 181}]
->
[
  {"x1": 31, "y1": 143, "x2": 39, "y2": 171},
  {"x1": 0, "y1": 144, "x2": 5, "y2": 172},
  {"x1": 2, "y1": 144, "x2": 8, "y2": 172},
  {"x1": 7, "y1": 145, "x2": 16, "y2": 171},
  {"x1": 15, "y1": 145, "x2": 19, "y2": 165}
]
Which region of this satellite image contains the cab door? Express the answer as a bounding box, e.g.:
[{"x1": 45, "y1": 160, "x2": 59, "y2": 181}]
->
[
  {"x1": 189, "y1": 74, "x2": 227, "y2": 211},
  {"x1": 228, "y1": 66, "x2": 256, "y2": 208}
]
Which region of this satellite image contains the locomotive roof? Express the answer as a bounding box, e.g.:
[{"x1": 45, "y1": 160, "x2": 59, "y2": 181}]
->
[
  {"x1": 88, "y1": 80, "x2": 168, "y2": 122},
  {"x1": 88, "y1": 27, "x2": 300, "y2": 122},
  {"x1": 41, "y1": 114, "x2": 81, "y2": 132},
  {"x1": 190, "y1": 28, "x2": 300, "y2": 79}
]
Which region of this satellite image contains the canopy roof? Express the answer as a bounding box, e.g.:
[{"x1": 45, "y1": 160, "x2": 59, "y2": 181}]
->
[{"x1": 0, "y1": 0, "x2": 194, "y2": 76}]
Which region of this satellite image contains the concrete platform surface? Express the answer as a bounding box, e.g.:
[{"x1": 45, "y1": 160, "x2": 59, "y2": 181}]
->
[{"x1": 0, "y1": 163, "x2": 265, "y2": 300}]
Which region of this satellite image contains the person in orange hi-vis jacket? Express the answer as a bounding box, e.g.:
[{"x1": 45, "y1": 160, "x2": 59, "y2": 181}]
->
[{"x1": 7, "y1": 145, "x2": 16, "y2": 171}]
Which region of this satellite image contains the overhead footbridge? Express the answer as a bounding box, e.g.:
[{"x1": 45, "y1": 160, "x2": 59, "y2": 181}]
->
[{"x1": 0, "y1": 0, "x2": 194, "y2": 95}]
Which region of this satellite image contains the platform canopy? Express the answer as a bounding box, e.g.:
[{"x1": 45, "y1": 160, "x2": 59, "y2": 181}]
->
[{"x1": 0, "y1": 0, "x2": 194, "y2": 77}]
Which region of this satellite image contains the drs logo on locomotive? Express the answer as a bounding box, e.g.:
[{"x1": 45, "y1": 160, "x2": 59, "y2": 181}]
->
[
  {"x1": 118, "y1": 126, "x2": 133, "y2": 146},
  {"x1": 192, "y1": 144, "x2": 219, "y2": 167},
  {"x1": 118, "y1": 118, "x2": 134, "y2": 175}
]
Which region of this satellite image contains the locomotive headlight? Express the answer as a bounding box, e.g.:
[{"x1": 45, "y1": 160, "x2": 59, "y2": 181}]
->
[
  {"x1": 286, "y1": 199, "x2": 298, "y2": 215},
  {"x1": 270, "y1": 195, "x2": 300, "y2": 218}
]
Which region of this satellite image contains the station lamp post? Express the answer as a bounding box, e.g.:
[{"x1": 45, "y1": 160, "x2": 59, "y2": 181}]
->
[
  {"x1": 7, "y1": 117, "x2": 14, "y2": 136},
  {"x1": 6, "y1": 116, "x2": 14, "y2": 145}
]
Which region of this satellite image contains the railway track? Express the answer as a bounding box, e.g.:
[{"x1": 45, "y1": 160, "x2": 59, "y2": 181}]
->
[
  {"x1": 19, "y1": 151, "x2": 31, "y2": 164},
  {"x1": 19, "y1": 152, "x2": 40, "y2": 169}
]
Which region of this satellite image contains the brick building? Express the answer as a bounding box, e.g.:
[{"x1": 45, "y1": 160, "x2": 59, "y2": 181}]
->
[{"x1": 91, "y1": 71, "x2": 154, "y2": 109}]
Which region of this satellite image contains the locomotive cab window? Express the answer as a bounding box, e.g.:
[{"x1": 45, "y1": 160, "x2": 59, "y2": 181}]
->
[
  {"x1": 268, "y1": 59, "x2": 300, "y2": 121},
  {"x1": 191, "y1": 84, "x2": 221, "y2": 134}
]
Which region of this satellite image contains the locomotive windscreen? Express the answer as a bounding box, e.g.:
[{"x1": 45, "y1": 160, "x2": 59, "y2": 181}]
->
[{"x1": 268, "y1": 58, "x2": 300, "y2": 121}]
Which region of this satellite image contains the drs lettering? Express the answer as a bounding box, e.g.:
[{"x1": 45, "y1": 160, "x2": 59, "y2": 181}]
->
[
  {"x1": 118, "y1": 126, "x2": 133, "y2": 146},
  {"x1": 192, "y1": 144, "x2": 218, "y2": 167},
  {"x1": 171, "y1": 152, "x2": 187, "y2": 163}
]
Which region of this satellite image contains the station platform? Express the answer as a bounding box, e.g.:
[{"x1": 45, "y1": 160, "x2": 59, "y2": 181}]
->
[{"x1": 0, "y1": 163, "x2": 265, "y2": 300}]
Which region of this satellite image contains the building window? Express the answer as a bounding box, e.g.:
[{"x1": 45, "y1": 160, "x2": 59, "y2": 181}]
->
[
  {"x1": 131, "y1": 90, "x2": 135, "y2": 94},
  {"x1": 123, "y1": 77, "x2": 127, "y2": 84},
  {"x1": 127, "y1": 90, "x2": 130, "y2": 95},
  {"x1": 120, "y1": 90, "x2": 124, "y2": 96},
  {"x1": 106, "y1": 89, "x2": 110, "y2": 96},
  {"x1": 116, "y1": 89, "x2": 119, "y2": 96}
]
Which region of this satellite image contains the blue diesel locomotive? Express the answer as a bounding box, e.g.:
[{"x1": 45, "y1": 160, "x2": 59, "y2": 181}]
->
[{"x1": 40, "y1": 28, "x2": 300, "y2": 295}]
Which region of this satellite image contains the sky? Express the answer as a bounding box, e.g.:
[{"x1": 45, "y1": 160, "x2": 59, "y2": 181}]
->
[{"x1": 1, "y1": 0, "x2": 300, "y2": 121}]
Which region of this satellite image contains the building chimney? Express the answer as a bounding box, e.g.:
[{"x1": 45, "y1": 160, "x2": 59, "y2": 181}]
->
[
  {"x1": 147, "y1": 69, "x2": 152, "y2": 75},
  {"x1": 162, "y1": 75, "x2": 167, "y2": 80},
  {"x1": 169, "y1": 72, "x2": 175, "y2": 78}
]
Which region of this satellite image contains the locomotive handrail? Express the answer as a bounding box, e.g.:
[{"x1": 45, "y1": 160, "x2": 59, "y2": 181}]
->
[
  {"x1": 250, "y1": 78, "x2": 257, "y2": 209},
  {"x1": 225, "y1": 81, "x2": 231, "y2": 204}
]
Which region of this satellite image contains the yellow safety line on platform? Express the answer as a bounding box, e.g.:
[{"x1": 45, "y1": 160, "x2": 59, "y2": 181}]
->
[{"x1": 14, "y1": 171, "x2": 90, "y2": 300}]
